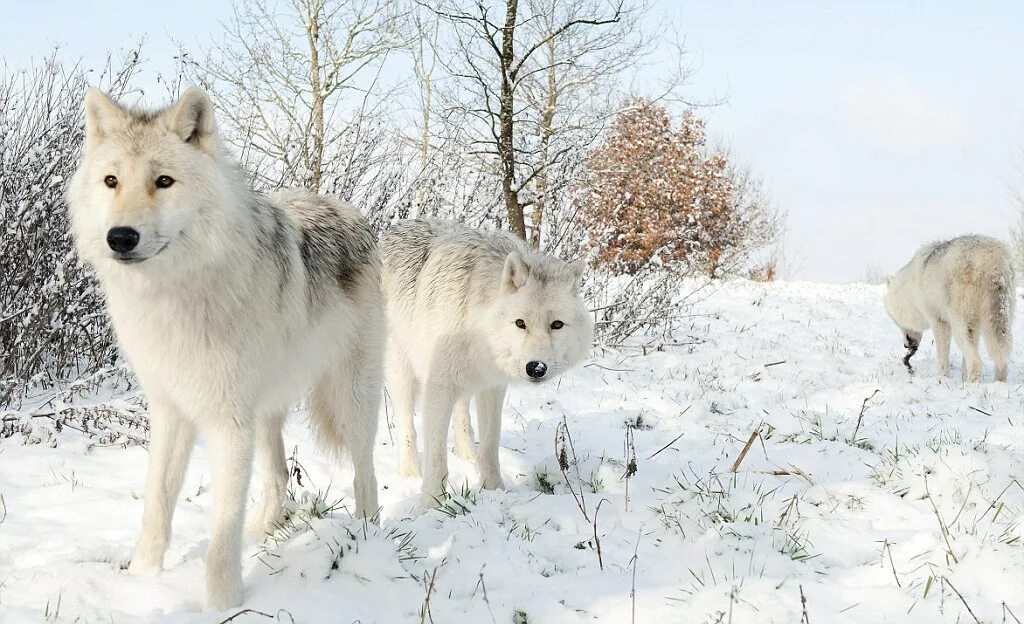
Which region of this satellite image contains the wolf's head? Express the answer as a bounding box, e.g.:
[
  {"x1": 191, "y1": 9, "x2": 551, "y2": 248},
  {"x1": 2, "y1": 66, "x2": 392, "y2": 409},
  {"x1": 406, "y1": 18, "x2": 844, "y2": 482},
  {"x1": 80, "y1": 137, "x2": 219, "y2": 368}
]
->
[
  {"x1": 485, "y1": 251, "x2": 594, "y2": 384},
  {"x1": 68, "y1": 87, "x2": 229, "y2": 276},
  {"x1": 883, "y1": 275, "x2": 924, "y2": 349}
]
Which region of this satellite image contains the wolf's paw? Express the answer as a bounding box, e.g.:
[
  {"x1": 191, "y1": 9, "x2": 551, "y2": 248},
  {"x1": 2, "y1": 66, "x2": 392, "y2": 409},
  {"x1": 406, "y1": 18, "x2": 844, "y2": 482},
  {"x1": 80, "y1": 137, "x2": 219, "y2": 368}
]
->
[
  {"x1": 206, "y1": 578, "x2": 244, "y2": 611},
  {"x1": 420, "y1": 488, "x2": 447, "y2": 509},
  {"x1": 399, "y1": 459, "x2": 422, "y2": 479},
  {"x1": 247, "y1": 499, "x2": 286, "y2": 540},
  {"x1": 246, "y1": 516, "x2": 276, "y2": 541},
  {"x1": 454, "y1": 441, "x2": 477, "y2": 463},
  {"x1": 480, "y1": 472, "x2": 505, "y2": 491},
  {"x1": 126, "y1": 550, "x2": 163, "y2": 576}
]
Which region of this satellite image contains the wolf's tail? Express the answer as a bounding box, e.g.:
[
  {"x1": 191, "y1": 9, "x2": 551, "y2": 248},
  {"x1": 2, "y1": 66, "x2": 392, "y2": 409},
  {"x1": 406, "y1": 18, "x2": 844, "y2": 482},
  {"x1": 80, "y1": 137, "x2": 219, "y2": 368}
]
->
[{"x1": 983, "y1": 258, "x2": 1017, "y2": 380}]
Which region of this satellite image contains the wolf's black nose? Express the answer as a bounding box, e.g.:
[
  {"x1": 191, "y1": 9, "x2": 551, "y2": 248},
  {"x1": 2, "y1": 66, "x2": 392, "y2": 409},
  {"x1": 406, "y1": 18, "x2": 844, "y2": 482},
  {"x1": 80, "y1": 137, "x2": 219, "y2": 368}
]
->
[
  {"x1": 107, "y1": 227, "x2": 140, "y2": 252},
  {"x1": 526, "y1": 361, "x2": 547, "y2": 379}
]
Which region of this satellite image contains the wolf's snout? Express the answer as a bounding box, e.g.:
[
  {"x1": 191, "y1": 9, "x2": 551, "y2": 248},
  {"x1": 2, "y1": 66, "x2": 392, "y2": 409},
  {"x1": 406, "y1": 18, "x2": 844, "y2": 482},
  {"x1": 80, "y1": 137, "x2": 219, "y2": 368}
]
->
[
  {"x1": 526, "y1": 361, "x2": 548, "y2": 379},
  {"x1": 107, "y1": 227, "x2": 140, "y2": 253}
]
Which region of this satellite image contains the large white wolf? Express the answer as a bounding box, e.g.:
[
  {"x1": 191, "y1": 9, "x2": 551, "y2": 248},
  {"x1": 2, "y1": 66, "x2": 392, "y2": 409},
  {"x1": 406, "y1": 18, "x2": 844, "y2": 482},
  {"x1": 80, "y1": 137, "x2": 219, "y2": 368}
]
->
[
  {"x1": 381, "y1": 220, "x2": 594, "y2": 504},
  {"x1": 67, "y1": 87, "x2": 384, "y2": 609},
  {"x1": 884, "y1": 235, "x2": 1016, "y2": 382}
]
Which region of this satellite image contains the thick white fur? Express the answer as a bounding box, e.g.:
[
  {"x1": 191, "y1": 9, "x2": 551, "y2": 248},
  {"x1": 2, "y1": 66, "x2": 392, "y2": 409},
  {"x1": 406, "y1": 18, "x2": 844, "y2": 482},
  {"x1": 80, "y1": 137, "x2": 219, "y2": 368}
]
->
[
  {"x1": 381, "y1": 220, "x2": 594, "y2": 505},
  {"x1": 885, "y1": 235, "x2": 1016, "y2": 382},
  {"x1": 67, "y1": 87, "x2": 383, "y2": 609}
]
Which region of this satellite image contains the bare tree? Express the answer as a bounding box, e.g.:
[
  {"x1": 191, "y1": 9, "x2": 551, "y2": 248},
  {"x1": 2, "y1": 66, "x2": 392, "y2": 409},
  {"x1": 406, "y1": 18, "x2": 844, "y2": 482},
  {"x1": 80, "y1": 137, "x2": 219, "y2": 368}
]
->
[
  {"x1": 182, "y1": 0, "x2": 407, "y2": 199},
  {"x1": 516, "y1": 0, "x2": 665, "y2": 247},
  {"x1": 425, "y1": 0, "x2": 625, "y2": 240}
]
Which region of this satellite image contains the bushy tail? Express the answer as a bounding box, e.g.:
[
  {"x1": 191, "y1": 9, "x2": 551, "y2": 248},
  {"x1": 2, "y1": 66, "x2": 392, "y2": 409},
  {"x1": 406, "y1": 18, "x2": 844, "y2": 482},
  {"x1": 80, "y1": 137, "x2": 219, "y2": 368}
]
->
[{"x1": 984, "y1": 262, "x2": 1016, "y2": 381}]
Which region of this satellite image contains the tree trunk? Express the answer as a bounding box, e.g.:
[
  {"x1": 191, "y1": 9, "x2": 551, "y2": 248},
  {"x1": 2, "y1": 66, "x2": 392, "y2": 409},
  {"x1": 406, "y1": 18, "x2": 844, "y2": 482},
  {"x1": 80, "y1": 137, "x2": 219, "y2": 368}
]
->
[
  {"x1": 529, "y1": 38, "x2": 558, "y2": 248},
  {"x1": 501, "y1": 0, "x2": 526, "y2": 239},
  {"x1": 306, "y1": 0, "x2": 325, "y2": 191}
]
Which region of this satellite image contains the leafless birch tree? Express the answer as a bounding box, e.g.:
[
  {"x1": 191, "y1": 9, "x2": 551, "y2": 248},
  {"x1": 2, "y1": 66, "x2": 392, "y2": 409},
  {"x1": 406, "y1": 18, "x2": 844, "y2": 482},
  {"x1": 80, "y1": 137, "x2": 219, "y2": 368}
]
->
[{"x1": 182, "y1": 0, "x2": 407, "y2": 201}]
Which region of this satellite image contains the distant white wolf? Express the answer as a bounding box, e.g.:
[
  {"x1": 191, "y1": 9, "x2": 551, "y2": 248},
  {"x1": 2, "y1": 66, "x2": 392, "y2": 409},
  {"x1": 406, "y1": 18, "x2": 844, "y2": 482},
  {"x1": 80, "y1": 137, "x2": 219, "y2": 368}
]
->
[
  {"x1": 381, "y1": 220, "x2": 594, "y2": 504},
  {"x1": 884, "y1": 235, "x2": 1016, "y2": 382},
  {"x1": 67, "y1": 87, "x2": 384, "y2": 609}
]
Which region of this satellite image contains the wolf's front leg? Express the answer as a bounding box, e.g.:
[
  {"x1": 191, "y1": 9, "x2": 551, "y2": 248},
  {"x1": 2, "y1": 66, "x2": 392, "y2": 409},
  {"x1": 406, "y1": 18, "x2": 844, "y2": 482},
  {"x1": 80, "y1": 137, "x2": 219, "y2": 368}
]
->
[
  {"x1": 248, "y1": 412, "x2": 288, "y2": 539},
  {"x1": 129, "y1": 401, "x2": 196, "y2": 574},
  {"x1": 452, "y1": 396, "x2": 477, "y2": 462},
  {"x1": 475, "y1": 386, "x2": 507, "y2": 490},
  {"x1": 387, "y1": 349, "x2": 421, "y2": 478},
  {"x1": 932, "y1": 318, "x2": 951, "y2": 376},
  {"x1": 205, "y1": 421, "x2": 255, "y2": 610},
  {"x1": 420, "y1": 378, "x2": 456, "y2": 507}
]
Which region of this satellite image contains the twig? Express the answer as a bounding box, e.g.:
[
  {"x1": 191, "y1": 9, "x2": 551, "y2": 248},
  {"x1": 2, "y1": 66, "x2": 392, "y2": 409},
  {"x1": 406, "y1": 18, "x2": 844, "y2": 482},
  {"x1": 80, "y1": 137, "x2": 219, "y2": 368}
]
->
[
  {"x1": 764, "y1": 360, "x2": 787, "y2": 367},
  {"x1": 593, "y1": 498, "x2": 608, "y2": 571},
  {"x1": 799, "y1": 585, "x2": 810, "y2": 624},
  {"x1": 556, "y1": 417, "x2": 590, "y2": 522},
  {"x1": 944, "y1": 578, "x2": 982, "y2": 624},
  {"x1": 471, "y1": 566, "x2": 498, "y2": 624},
  {"x1": 969, "y1": 406, "x2": 992, "y2": 417},
  {"x1": 218, "y1": 609, "x2": 295, "y2": 623},
  {"x1": 729, "y1": 424, "x2": 761, "y2": 473},
  {"x1": 849, "y1": 389, "x2": 880, "y2": 443},
  {"x1": 623, "y1": 425, "x2": 637, "y2": 512},
  {"x1": 1004, "y1": 601, "x2": 1022, "y2": 624},
  {"x1": 646, "y1": 406, "x2": 691, "y2": 459},
  {"x1": 419, "y1": 565, "x2": 440, "y2": 624},
  {"x1": 881, "y1": 539, "x2": 901, "y2": 588},
  {"x1": 630, "y1": 528, "x2": 641, "y2": 624},
  {"x1": 924, "y1": 475, "x2": 960, "y2": 564}
]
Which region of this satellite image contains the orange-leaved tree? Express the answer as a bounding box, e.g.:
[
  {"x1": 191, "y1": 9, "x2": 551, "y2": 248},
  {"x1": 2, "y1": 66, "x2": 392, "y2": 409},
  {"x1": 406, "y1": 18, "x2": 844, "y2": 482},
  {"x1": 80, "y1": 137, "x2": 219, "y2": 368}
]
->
[{"x1": 579, "y1": 98, "x2": 771, "y2": 276}]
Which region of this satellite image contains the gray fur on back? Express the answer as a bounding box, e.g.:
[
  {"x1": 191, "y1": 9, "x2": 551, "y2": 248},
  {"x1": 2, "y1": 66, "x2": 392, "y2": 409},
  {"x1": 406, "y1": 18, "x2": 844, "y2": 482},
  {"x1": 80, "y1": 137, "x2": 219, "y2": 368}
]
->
[
  {"x1": 381, "y1": 219, "x2": 577, "y2": 318},
  {"x1": 272, "y1": 189, "x2": 378, "y2": 296}
]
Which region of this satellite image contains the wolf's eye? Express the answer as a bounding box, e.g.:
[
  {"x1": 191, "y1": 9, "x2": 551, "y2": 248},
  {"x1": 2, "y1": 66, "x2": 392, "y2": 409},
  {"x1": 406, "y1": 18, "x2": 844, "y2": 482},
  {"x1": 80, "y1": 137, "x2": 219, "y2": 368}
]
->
[
  {"x1": 155, "y1": 175, "x2": 175, "y2": 189},
  {"x1": 515, "y1": 319, "x2": 526, "y2": 330},
  {"x1": 551, "y1": 320, "x2": 564, "y2": 330},
  {"x1": 103, "y1": 175, "x2": 118, "y2": 188}
]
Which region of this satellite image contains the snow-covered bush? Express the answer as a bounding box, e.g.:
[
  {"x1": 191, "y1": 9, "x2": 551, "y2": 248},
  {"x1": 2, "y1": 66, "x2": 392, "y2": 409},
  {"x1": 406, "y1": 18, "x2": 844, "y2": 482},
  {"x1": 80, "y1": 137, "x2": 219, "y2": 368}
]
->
[{"x1": 0, "y1": 51, "x2": 141, "y2": 410}]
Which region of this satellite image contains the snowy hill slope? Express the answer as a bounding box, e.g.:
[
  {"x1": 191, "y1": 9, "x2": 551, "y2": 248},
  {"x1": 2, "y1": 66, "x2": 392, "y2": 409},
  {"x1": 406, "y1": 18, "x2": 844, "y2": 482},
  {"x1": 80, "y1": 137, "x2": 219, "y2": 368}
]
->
[{"x1": 1, "y1": 280, "x2": 1022, "y2": 623}]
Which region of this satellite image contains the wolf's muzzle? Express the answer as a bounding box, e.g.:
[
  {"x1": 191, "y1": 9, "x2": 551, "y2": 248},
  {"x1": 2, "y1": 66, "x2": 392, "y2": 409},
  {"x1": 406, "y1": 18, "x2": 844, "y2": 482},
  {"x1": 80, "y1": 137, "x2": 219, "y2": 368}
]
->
[
  {"x1": 107, "y1": 227, "x2": 141, "y2": 253},
  {"x1": 526, "y1": 361, "x2": 548, "y2": 379}
]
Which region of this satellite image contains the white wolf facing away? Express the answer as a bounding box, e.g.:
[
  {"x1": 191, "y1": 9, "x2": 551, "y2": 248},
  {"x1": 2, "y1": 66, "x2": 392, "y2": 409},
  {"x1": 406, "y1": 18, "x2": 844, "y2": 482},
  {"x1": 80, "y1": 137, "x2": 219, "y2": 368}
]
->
[
  {"x1": 381, "y1": 220, "x2": 594, "y2": 504},
  {"x1": 67, "y1": 87, "x2": 384, "y2": 609},
  {"x1": 884, "y1": 235, "x2": 1016, "y2": 382}
]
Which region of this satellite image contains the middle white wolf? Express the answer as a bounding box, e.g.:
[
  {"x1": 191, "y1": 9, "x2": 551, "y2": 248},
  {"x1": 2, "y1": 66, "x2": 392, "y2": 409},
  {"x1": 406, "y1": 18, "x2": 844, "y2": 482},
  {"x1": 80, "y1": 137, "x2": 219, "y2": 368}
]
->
[{"x1": 382, "y1": 220, "x2": 594, "y2": 504}]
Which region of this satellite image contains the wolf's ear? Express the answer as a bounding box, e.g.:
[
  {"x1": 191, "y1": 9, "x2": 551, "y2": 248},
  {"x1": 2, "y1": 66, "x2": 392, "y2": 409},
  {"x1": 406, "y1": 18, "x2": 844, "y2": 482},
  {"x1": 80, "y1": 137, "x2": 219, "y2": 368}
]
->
[
  {"x1": 567, "y1": 260, "x2": 585, "y2": 291},
  {"x1": 884, "y1": 275, "x2": 892, "y2": 286},
  {"x1": 501, "y1": 251, "x2": 530, "y2": 293},
  {"x1": 83, "y1": 89, "x2": 125, "y2": 153},
  {"x1": 164, "y1": 86, "x2": 217, "y2": 152}
]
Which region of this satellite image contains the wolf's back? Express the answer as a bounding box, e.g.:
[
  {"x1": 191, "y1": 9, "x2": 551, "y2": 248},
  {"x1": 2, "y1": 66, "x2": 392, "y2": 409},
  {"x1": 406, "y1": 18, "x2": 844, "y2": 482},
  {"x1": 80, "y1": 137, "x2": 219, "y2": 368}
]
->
[{"x1": 381, "y1": 219, "x2": 521, "y2": 304}]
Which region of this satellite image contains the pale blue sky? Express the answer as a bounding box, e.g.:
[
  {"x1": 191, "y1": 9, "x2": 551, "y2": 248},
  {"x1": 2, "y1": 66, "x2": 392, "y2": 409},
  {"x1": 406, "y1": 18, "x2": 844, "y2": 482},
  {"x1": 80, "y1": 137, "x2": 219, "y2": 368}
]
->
[{"x1": 3, "y1": 0, "x2": 1021, "y2": 282}]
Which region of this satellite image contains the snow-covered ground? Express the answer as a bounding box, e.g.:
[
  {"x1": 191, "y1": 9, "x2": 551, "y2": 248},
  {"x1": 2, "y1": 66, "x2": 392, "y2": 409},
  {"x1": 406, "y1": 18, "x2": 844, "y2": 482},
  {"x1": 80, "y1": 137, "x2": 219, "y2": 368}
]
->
[{"x1": 2, "y1": 280, "x2": 1023, "y2": 623}]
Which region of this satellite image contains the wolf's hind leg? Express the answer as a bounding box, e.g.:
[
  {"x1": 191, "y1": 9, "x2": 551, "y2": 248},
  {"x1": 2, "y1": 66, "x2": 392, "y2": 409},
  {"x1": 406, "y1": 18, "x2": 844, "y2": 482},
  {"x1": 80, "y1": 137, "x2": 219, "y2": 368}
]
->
[
  {"x1": 312, "y1": 344, "x2": 382, "y2": 520},
  {"x1": 249, "y1": 411, "x2": 288, "y2": 539},
  {"x1": 420, "y1": 373, "x2": 457, "y2": 506},
  {"x1": 932, "y1": 318, "x2": 951, "y2": 377},
  {"x1": 476, "y1": 386, "x2": 507, "y2": 490},
  {"x1": 205, "y1": 420, "x2": 255, "y2": 610},
  {"x1": 985, "y1": 325, "x2": 1012, "y2": 383},
  {"x1": 453, "y1": 396, "x2": 477, "y2": 462},
  {"x1": 129, "y1": 401, "x2": 195, "y2": 575},
  {"x1": 388, "y1": 348, "x2": 421, "y2": 478},
  {"x1": 953, "y1": 320, "x2": 983, "y2": 382}
]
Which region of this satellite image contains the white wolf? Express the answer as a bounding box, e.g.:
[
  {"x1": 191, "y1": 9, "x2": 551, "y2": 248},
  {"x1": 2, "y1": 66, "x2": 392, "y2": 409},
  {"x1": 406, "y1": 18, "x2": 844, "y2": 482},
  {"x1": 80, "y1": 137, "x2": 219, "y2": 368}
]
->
[
  {"x1": 884, "y1": 235, "x2": 1016, "y2": 382},
  {"x1": 67, "y1": 87, "x2": 384, "y2": 609},
  {"x1": 381, "y1": 220, "x2": 594, "y2": 504}
]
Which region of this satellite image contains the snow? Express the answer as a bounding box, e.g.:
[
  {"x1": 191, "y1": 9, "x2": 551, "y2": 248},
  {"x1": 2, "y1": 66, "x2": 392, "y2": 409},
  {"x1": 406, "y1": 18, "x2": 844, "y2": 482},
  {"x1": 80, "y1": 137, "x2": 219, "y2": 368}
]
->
[{"x1": 1, "y1": 280, "x2": 1023, "y2": 623}]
